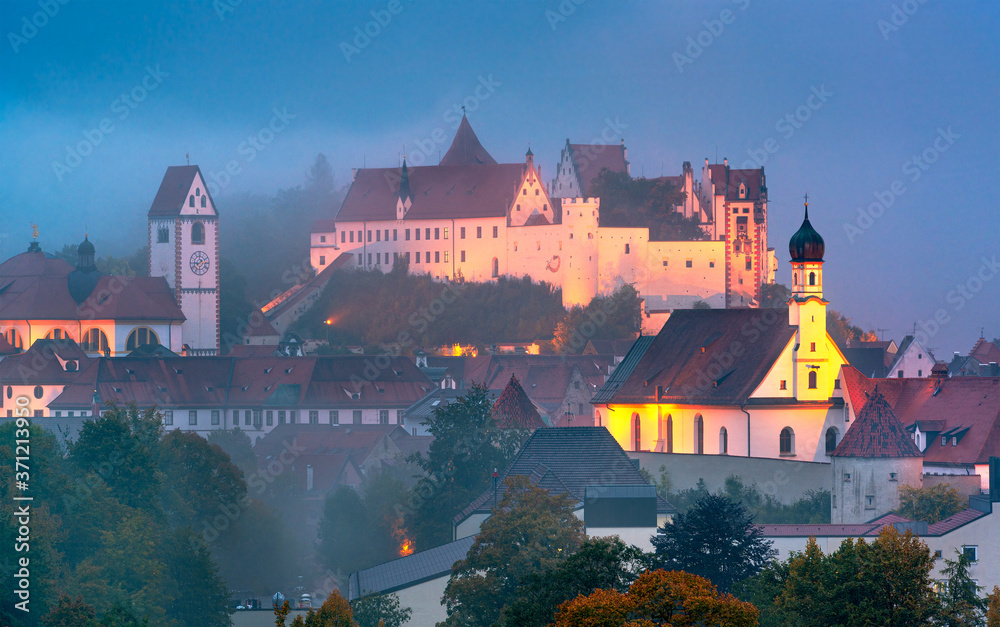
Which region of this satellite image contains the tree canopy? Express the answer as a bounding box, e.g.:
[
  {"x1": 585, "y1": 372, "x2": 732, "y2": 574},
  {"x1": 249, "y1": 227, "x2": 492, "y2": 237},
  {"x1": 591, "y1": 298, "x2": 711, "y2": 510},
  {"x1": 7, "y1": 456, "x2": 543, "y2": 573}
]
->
[
  {"x1": 440, "y1": 476, "x2": 586, "y2": 626},
  {"x1": 588, "y1": 169, "x2": 706, "y2": 241},
  {"x1": 896, "y1": 483, "x2": 967, "y2": 524},
  {"x1": 552, "y1": 569, "x2": 758, "y2": 627},
  {"x1": 406, "y1": 384, "x2": 524, "y2": 549},
  {"x1": 651, "y1": 493, "x2": 776, "y2": 593}
]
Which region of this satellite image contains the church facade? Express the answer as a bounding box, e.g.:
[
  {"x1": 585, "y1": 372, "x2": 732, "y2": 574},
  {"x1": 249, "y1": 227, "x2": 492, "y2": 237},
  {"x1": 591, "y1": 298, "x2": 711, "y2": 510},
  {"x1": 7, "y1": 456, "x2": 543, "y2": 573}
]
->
[
  {"x1": 0, "y1": 166, "x2": 220, "y2": 357},
  {"x1": 592, "y1": 203, "x2": 851, "y2": 463},
  {"x1": 310, "y1": 117, "x2": 775, "y2": 310}
]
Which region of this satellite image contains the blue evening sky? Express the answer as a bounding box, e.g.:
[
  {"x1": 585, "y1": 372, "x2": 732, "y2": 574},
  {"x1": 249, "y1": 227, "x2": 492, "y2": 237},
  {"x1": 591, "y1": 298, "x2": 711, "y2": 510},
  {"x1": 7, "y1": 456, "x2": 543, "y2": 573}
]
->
[{"x1": 1, "y1": 0, "x2": 997, "y2": 355}]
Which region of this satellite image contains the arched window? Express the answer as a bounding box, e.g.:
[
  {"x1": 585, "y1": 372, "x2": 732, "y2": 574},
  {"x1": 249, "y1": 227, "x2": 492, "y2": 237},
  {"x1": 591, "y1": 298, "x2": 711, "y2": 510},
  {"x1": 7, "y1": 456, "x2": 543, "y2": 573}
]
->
[
  {"x1": 780, "y1": 427, "x2": 795, "y2": 455},
  {"x1": 694, "y1": 414, "x2": 704, "y2": 454},
  {"x1": 126, "y1": 327, "x2": 159, "y2": 351},
  {"x1": 200, "y1": 195, "x2": 207, "y2": 208},
  {"x1": 157, "y1": 226, "x2": 169, "y2": 243},
  {"x1": 44, "y1": 328, "x2": 70, "y2": 341},
  {"x1": 633, "y1": 413, "x2": 641, "y2": 452},
  {"x1": 81, "y1": 328, "x2": 109, "y2": 354},
  {"x1": 189, "y1": 195, "x2": 195, "y2": 207},
  {"x1": 720, "y1": 427, "x2": 728, "y2": 455},
  {"x1": 808, "y1": 370, "x2": 818, "y2": 389},
  {"x1": 491, "y1": 258, "x2": 499, "y2": 278},
  {"x1": 4, "y1": 328, "x2": 24, "y2": 350},
  {"x1": 825, "y1": 427, "x2": 839, "y2": 454},
  {"x1": 191, "y1": 221, "x2": 205, "y2": 245},
  {"x1": 665, "y1": 414, "x2": 673, "y2": 453},
  {"x1": 793, "y1": 273, "x2": 798, "y2": 285},
  {"x1": 34, "y1": 385, "x2": 43, "y2": 399},
  {"x1": 809, "y1": 272, "x2": 816, "y2": 286}
]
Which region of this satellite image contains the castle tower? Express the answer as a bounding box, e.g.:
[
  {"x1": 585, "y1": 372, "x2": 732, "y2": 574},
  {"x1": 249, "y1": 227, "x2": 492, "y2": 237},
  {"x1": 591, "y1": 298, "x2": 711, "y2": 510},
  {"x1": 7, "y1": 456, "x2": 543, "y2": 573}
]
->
[
  {"x1": 148, "y1": 165, "x2": 220, "y2": 355},
  {"x1": 787, "y1": 198, "x2": 829, "y2": 400}
]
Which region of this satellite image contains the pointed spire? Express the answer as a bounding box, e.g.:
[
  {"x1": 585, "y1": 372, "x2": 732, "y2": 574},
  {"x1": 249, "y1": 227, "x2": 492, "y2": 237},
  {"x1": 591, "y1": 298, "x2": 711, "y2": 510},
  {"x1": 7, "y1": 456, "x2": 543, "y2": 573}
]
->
[
  {"x1": 440, "y1": 115, "x2": 497, "y2": 166},
  {"x1": 398, "y1": 157, "x2": 411, "y2": 201}
]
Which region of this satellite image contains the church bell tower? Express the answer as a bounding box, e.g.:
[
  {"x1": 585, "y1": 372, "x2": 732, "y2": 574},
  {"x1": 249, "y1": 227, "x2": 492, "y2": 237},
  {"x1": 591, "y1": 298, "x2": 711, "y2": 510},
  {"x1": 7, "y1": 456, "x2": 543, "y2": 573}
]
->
[{"x1": 787, "y1": 197, "x2": 830, "y2": 401}]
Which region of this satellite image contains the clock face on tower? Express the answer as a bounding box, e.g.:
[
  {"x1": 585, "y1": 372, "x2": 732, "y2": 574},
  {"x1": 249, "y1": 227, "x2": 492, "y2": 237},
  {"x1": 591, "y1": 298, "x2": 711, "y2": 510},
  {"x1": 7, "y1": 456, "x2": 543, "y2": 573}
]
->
[{"x1": 190, "y1": 251, "x2": 210, "y2": 275}]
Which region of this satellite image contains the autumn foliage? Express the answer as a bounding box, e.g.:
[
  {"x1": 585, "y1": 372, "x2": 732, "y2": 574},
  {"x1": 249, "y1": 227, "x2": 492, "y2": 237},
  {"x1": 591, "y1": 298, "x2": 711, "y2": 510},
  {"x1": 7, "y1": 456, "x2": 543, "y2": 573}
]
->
[{"x1": 553, "y1": 570, "x2": 758, "y2": 627}]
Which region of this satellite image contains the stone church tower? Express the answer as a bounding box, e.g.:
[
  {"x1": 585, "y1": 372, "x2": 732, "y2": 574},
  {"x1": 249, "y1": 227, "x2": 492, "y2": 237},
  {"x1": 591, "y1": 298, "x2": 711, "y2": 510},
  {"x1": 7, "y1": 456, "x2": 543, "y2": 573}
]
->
[{"x1": 147, "y1": 165, "x2": 220, "y2": 355}]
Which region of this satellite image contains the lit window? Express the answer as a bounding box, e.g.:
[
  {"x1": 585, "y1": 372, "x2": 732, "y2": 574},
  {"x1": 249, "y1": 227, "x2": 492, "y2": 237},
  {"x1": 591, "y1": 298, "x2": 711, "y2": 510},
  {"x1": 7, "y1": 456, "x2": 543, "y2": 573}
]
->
[{"x1": 780, "y1": 380, "x2": 787, "y2": 390}]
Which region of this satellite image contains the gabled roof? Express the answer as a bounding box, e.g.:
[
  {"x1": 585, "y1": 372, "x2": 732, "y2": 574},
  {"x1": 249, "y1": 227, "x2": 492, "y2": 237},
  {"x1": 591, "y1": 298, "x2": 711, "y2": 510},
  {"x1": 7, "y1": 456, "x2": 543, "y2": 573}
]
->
[
  {"x1": 842, "y1": 347, "x2": 890, "y2": 378},
  {"x1": 439, "y1": 116, "x2": 497, "y2": 166},
  {"x1": 456, "y1": 427, "x2": 674, "y2": 524},
  {"x1": 706, "y1": 164, "x2": 765, "y2": 202},
  {"x1": 148, "y1": 165, "x2": 217, "y2": 217},
  {"x1": 583, "y1": 338, "x2": 636, "y2": 357},
  {"x1": 831, "y1": 387, "x2": 922, "y2": 458},
  {"x1": 404, "y1": 387, "x2": 467, "y2": 423},
  {"x1": 333, "y1": 163, "x2": 526, "y2": 223},
  {"x1": 599, "y1": 309, "x2": 795, "y2": 405},
  {"x1": 492, "y1": 374, "x2": 547, "y2": 430},
  {"x1": 970, "y1": 337, "x2": 1000, "y2": 364},
  {"x1": 841, "y1": 366, "x2": 1000, "y2": 465},
  {"x1": 568, "y1": 142, "x2": 628, "y2": 196},
  {"x1": 349, "y1": 535, "x2": 475, "y2": 600},
  {"x1": 592, "y1": 335, "x2": 654, "y2": 404}
]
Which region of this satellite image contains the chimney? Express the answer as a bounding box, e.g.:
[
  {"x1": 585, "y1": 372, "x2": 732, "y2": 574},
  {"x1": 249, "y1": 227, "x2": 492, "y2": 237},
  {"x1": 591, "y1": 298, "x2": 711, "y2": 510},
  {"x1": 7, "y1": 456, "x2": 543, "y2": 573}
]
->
[{"x1": 723, "y1": 157, "x2": 728, "y2": 167}]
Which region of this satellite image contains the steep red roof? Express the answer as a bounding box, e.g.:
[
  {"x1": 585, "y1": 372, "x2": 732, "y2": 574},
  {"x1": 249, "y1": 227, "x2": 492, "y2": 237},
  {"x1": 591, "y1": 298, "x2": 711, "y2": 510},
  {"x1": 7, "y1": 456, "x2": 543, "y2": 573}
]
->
[
  {"x1": 970, "y1": 337, "x2": 1000, "y2": 364},
  {"x1": 842, "y1": 366, "x2": 1000, "y2": 465},
  {"x1": 333, "y1": 163, "x2": 526, "y2": 223},
  {"x1": 439, "y1": 116, "x2": 497, "y2": 166},
  {"x1": 831, "y1": 386, "x2": 922, "y2": 458},
  {"x1": 492, "y1": 374, "x2": 546, "y2": 430},
  {"x1": 148, "y1": 165, "x2": 217, "y2": 217},
  {"x1": 569, "y1": 142, "x2": 628, "y2": 196}
]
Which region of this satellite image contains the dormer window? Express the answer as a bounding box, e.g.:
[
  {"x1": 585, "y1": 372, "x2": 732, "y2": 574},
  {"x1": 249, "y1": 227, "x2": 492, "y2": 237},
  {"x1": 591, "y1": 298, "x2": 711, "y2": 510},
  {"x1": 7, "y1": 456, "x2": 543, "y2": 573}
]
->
[{"x1": 739, "y1": 182, "x2": 747, "y2": 199}]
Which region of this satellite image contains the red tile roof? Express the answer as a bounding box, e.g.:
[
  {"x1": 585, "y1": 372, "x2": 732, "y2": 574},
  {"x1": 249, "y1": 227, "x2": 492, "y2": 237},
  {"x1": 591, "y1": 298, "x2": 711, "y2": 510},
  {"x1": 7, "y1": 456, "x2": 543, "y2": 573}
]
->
[
  {"x1": 147, "y1": 165, "x2": 217, "y2": 217},
  {"x1": 841, "y1": 366, "x2": 1000, "y2": 464},
  {"x1": 0, "y1": 340, "x2": 93, "y2": 388},
  {"x1": 439, "y1": 116, "x2": 497, "y2": 166},
  {"x1": 970, "y1": 337, "x2": 1000, "y2": 364},
  {"x1": 333, "y1": 163, "x2": 526, "y2": 223},
  {"x1": 568, "y1": 143, "x2": 628, "y2": 196},
  {"x1": 492, "y1": 374, "x2": 546, "y2": 430},
  {"x1": 759, "y1": 506, "x2": 989, "y2": 537},
  {"x1": 0, "y1": 250, "x2": 184, "y2": 321},
  {"x1": 831, "y1": 386, "x2": 922, "y2": 458}
]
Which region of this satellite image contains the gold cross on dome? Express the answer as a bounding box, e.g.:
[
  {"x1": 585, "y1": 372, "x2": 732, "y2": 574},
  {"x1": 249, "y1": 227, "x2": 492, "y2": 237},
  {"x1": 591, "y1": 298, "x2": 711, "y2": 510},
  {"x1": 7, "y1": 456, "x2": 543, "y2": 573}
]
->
[{"x1": 31, "y1": 223, "x2": 39, "y2": 240}]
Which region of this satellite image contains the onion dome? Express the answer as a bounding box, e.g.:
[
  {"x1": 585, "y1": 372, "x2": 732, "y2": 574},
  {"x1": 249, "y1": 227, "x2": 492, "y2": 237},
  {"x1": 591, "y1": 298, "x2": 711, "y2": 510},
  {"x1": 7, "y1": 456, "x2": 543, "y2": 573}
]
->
[
  {"x1": 68, "y1": 235, "x2": 103, "y2": 304},
  {"x1": 789, "y1": 203, "x2": 824, "y2": 261}
]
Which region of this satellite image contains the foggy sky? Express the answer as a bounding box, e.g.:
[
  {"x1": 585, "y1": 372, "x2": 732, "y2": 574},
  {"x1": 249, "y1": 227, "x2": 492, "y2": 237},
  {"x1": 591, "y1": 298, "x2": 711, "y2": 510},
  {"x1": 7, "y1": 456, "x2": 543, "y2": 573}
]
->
[{"x1": 1, "y1": 0, "x2": 997, "y2": 356}]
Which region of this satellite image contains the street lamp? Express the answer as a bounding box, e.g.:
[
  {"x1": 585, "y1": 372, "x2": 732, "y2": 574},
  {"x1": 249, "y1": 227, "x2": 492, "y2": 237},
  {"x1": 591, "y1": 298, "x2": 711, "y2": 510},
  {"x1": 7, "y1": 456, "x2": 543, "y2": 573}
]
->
[{"x1": 323, "y1": 319, "x2": 332, "y2": 344}]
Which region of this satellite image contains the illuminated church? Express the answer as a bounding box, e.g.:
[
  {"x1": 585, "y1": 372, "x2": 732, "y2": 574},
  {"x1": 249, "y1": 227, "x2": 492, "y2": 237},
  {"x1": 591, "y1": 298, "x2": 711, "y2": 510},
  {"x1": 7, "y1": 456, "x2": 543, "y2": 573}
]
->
[
  {"x1": 310, "y1": 116, "x2": 775, "y2": 310},
  {"x1": 592, "y1": 202, "x2": 852, "y2": 462},
  {"x1": 0, "y1": 166, "x2": 220, "y2": 356}
]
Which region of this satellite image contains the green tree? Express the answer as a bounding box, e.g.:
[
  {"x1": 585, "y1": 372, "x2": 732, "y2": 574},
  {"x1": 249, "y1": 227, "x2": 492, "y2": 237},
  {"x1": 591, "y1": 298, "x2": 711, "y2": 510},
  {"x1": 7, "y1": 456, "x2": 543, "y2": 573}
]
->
[
  {"x1": 158, "y1": 429, "x2": 246, "y2": 527},
  {"x1": 897, "y1": 483, "x2": 966, "y2": 524},
  {"x1": 351, "y1": 593, "x2": 412, "y2": 627},
  {"x1": 938, "y1": 550, "x2": 985, "y2": 626},
  {"x1": 732, "y1": 559, "x2": 789, "y2": 627},
  {"x1": 166, "y1": 528, "x2": 233, "y2": 627},
  {"x1": 772, "y1": 527, "x2": 939, "y2": 627},
  {"x1": 318, "y1": 486, "x2": 377, "y2": 578},
  {"x1": 441, "y1": 476, "x2": 586, "y2": 626},
  {"x1": 67, "y1": 404, "x2": 163, "y2": 510},
  {"x1": 651, "y1": 493, "x2": 776, "y2": 592},
  {"x1": 553, "y1": 283, "x2": 641, "y2": 354},
  {"x1": 219, "y1": 257, "x2": 256, "y2": 354},
  {"x1": 553, "y1": 569, "x2": 758, "y2": 627},
  {"x1": 501, "y1": 537, "x2": 650, "y2": 627},
  {"x1": 589, "y1": 169, "x2": 704, "y2": 241},
  {"x1": 407, "y1": 385, "x2": 524, "y2": 549},
  {"x1": 205, "y1": 427, "x2": 258, "y2": 478}
]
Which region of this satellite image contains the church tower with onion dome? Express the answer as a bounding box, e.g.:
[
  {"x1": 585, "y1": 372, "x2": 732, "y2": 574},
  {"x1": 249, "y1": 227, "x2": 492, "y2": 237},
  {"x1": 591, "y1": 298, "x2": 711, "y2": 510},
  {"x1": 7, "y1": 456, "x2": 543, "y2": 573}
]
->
[{"x1": 788, "y1": 197, "x2": 831, "y2": 401}]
